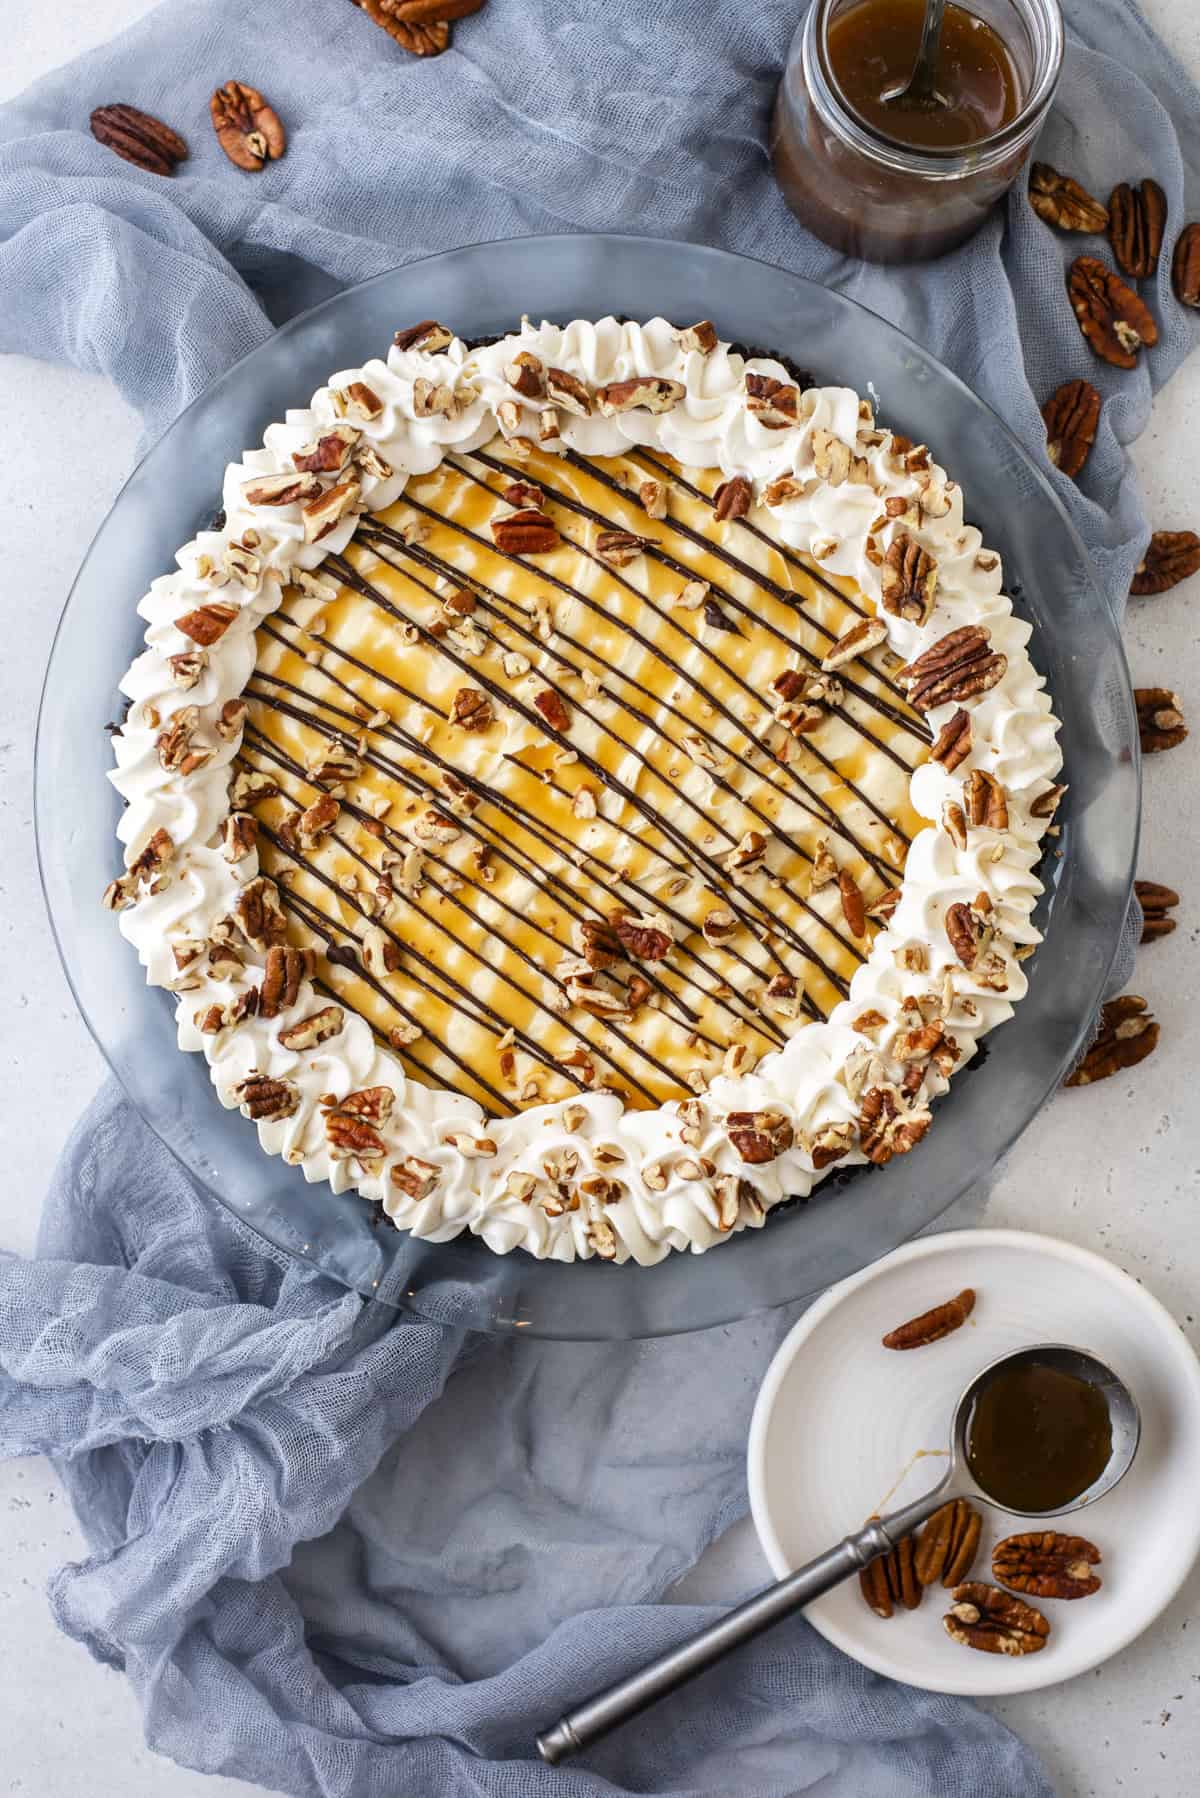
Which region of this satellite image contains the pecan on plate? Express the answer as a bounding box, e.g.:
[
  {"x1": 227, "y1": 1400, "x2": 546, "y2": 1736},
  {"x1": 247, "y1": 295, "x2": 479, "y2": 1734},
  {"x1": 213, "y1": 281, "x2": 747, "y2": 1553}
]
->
[
  {"x1": 992, "y1": 1531, "x2": 1102, "y2": 1600},
  {"x1": 882, "y1": 1287, "x2": 975, "y2": 1351},
  {"x1": 944, "y1": 1583, "x2": 1050, "y2": 1656},
  {"x1": 859, "y1": 1534, "x2": 922, "y2": 1619},
  {"x1": 899, "y1": 625, "x2": 1007, "y2": 712},
  {"x1": 1173, "y1": 222, "x2": 1200, "y2": 307},
  {"x1": 1028, "y1": 163, "x2": 1108, "y2": 233},
  {"x1": 1135, "y1": 686, "x2": 1187, "y2": 752},
  {"x1": 1131, "y1": 530, "x2": 1200, "y2": 595},
  {"x1": 880, "y1": 533, "x2": 937, "y2": 625},
  {"x1": 1108, "y1": 179, "x2": 1167, "y2": 279},
  {"x1": 210, "y1": 82, "x2": 285, "y2": 171},
  {"x1": 915, "y1": 1500, "x2": 982, "y2": 1588},
  {"x1": 1068, "y1": 257, "x2": 1159, "y2": 369},
  {"x1": 1065, "y1": 993, "x2": 1159, "y2": 1086},
  {"x1": 90, "y1": 103, "x2": 187, "y2": 175},
  {"x1": 1042, "y1": 380, "x2": 1101, "y2": 480},
  {"x1": 1135, "y1": 878, "x2": 1179, "y2": 942}
]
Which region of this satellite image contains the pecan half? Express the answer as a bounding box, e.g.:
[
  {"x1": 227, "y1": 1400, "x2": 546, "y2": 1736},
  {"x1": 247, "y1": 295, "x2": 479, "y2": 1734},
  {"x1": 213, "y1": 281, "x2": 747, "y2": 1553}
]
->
[
  {"x1": 880, "y1": 532, "x2": 937, "y2": 625},
  {"x1": 712, "y1": 475, "x2": 752, "y2": 522},
  {"x1": 1069, "y1": 257, "x2": 1159, "y2": 369},
  {"x1": 594, "y1": 377, "x2": 685, "y2": 416},
  {"x1": 1131, "y1": 530, "x2": 1200, "y2": 595},
  {"x1": 612, "y1": 912, "x2": 672, "y2": 962},
  {"x1": 944, "y1": 1583, "x2": 1050, "y2": 1656},
  {"x1": 1172, "y1": 222, "x2": 1200, "y2": 307},
  {"x1": 915, "y1": 1500, "x2": 982, "y2": 1588},
  {"x1": 210, "y1": 82, "x2": 286, "y2": 171},
  {"x1": 259, "y1": 945, "x2": 316, "y2": 1019},
  {"x1": 1108, "y1": 179, "x2": 1167, "y2": 279},
  {"x1": 859, "y1": 1534, "x2": 922, "y2": 1619},
  {"x1": 353, "y1": 1, "x2": 450, "y2": 55},
  {"x1": 930, "y1": 707, "x2": 972, "y2": 771},
  {"x1": 491, "y1": 509, "x2": 559, "y2": 555},
  {"x1": 235, "y1": 876, "x2": 289, "y2": 950},
  {"x1": 1065, "y1": 993, "x2": 1159, "y2": 1085},
  {"x1": 90, "y1": 104, "x2": 187, "y2": 176},
  {"x1": 882, "y1": 1288, "x2": 975, "y2": 1350},
  {"x1": 726, "y1": 1108, "x2": 794, "y2": 1165},
  {"x1": 1042, "y1": 379, "x2": 1101, "y2": 480},
  {"x1": 1028, "y1": 163, "x2": 1108, "y2": 233},
  {"x1": 1135, "y1": 878, "x2": 1179, "y2": 941},
  {"x1": 899, "y1": 625, "x2": 1007, "y2": 712},
  {"x1": 821, "y1": 616, "x2": 887, "y2": 671},
  {"x1": 232, "y1": 1073, "x2": 300, "y2": 1122},
  {"x1": 992, "y1": 1532, "x2": 1102, "y2": 1600},
  {"x1": 1136, "y1": 686, "x2": 1187, "y2": 752},
  {"x1": 858, "y1": 1084, "x2": 931, "y2": 1166},
  {"x1": 278, "y1": 1004, "x2": 344, "y2": 1051},
  {"x1": 964, "y1": 768, "x2": 1008, "y2": 831}
]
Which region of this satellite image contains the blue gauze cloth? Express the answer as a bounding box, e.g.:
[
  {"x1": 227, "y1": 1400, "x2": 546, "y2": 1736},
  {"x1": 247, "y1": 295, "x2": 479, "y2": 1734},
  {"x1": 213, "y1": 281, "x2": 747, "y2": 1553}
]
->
[{"x1": 2, "y1": 1, "x2": 1199, "y2": 1793}]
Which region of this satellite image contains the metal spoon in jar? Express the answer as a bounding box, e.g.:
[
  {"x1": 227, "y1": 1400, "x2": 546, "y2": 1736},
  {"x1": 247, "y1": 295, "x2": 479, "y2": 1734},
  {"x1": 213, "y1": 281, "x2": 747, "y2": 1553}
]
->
[
  {"x1": 880, "y1": 0, "x2": 949, "y2": 109},
  {"x1": 536, "y1": 1343, "x2": 1139, "y2": 1766}
]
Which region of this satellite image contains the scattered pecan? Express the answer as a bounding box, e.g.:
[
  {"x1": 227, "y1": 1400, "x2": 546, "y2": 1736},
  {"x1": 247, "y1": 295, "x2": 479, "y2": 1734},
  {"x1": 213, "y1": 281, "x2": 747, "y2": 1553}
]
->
[
  {"x1": 638, "y1": 478, "x2": 667, "y2": 519},
  {"x1": 915, "y1": 1500, "x2": 982, "y2": 1588},
  {"x1": 89, "y1": 104, "x2": 187, "y2": 176},
  {"x1": 992, "y1": 1532, "x2": 1102, "y2": 1600},
  {"x1": 944, "y1": 891, "x2": 994, "y2": 970},
  {"x1": 882, "y1": 1288, "x2": 975, "y2": 1350},
  {"x1": 1108, "y1": 179, "x2": 1166, "y2": 279},
  {"x1": 880, "y1": 533, "x2": 937, "y2": 625},
  {"x1": 867, "y1": 886, "x2": 901, "y2": 922},
  {"x1": 259, "y1": 945, "x2": 315, "y2": 1019},
  {"x1": 1042, "y1": 380, "x2": 1101, "y2": 480},
  {"x1": 944, "y1": 1583, "x2": 1050, "y2": 1656},
  {"x1": 243, "y1": 471, "x2": 323, "y2": 507},
  {"x1": 1065, "y1": 993, "x2": 1159, "y2": 1085},
  {"x1": 277, "y1": 1004, "x2": 345, "y2": 1051},
  {"x1": 594, "y1": 376, "x2": 685, "y2": 415},
  {"x1": 964, "y1": 768, "x2": 1008, "y2": 830},
  {"x1": 236, "y1": 876, "x2": 289, "y2": 950},
  {"x1": 858, "y1": 1085, "x2": 931, "y2": 1166},
  {"x1": 322, "y1": 1085, "x2": 395, "y2": 1161},
  {"x1": 712, "y1": 475, "x2": 752, "y2": 522},
  {"x1": 726, "y1": 1108, "x2": 794, "y2": 1165},
  {"x1": 1028, "y1": 163, "x2": 1108, "y2": 233},
  {"x1": 293, "y1": 427, "x2": 359, "y2": 474},
  {"x1": 168, "y1": 649, "x2": 207, "y2": 689},
  {"x1": 1068, "y1": 257, "x2": 1159, "y2": 369},
  {"x1": 210, "y1": 82, "x2": 286, "y2": 172},
  {"x1": 676, "y1": 319, "x2": 718, "y2": 354},
  {"x1": 390, "y1": 1154, "x2": 442, "y2": 1199},
  {"x1": 450, "y1": 686, "x2": 493, "y2": 731},
  {"x1": 156, "y1": 707, "x2": 211, "y2": 777},
  {"x1": 1130, "y1": 530, "x2": 1200, "y2": 595},
  {"x1": 899, "y1": 625, "x2": 1007, "y2": 712},
  {"x1": 929, "y1": 707, "x2": 972, "y2": 771},
  {"x1": 838, "y1": 869, "x2": 866, "y2": 939},
  {"x1": 231, "y1": 1073, "x2": 300, "y2": 1122},
  {"x1": 301, "y1": 479, "x2": 361, "y2": 543},
  {"x1": 176, "y1": 600, "x2": 238, "y2": 646},
  {"x1": 533, "y1": 687, "x2": 571, "y2": 732},
  {"x1": 1172, "y1": 222, "x2": 1200, "y2": 307},
  {"x1": 504, "y1": 349, "x2": 545, "y2": 398},
  {"x1": 745, "y1": 373, "x2": 800, "y2": 429},
  {"x1": 491, "y1": 508, "x2": 559, "y2": 555},
  {"x1": 859, "y1": 1534, "x2": 922, "y2": 1619},
  {"x1": 1136, "y1": 686, "x2": 1187, "y2": 752},
  {"x1": 222, "y1": 813, "x2": 258, "y2": 863},
  {"x1": 612, "y1": 912, "x2": 672, "y2": 962},
  {"x1": 351, "y1": 0, "x2": 454, "y2": 55},
  {"x1": 393, "y1": 319, "x2": 453, "y2": 353},
  {"x1": 297, "y1": 793, "x2": 340, "y2": 846},
  {"x1": 821, "y1": 616, "x2": 887, "y2": 671},
  {"x1": 596, "y1": 529, "x2": 651, "y2": 568},
  {"x1": 1135, "y1": 878, "x2": 1179, "y2": 941}
]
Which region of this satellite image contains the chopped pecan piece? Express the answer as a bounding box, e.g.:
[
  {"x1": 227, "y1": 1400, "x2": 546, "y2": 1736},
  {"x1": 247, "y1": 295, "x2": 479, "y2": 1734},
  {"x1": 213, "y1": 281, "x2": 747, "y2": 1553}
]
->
[
  {"x1": 810, "y1": 839, "x2": 838, "y2": 889},
  {"x1": 745, "y1": 372, "x2": 800, "y2": 428},
  {"x1": 1069, "y1": 256, "x2": 1159, "y2": 369},
  {"x1": 1131, "y1": 530, "x2": 1200, "y2": 595},
  {"x1": 915, "y1": 1500, "x2": 982, "y2": 1588},
  {"x1": 297, "y1": 793, "x2": 340, "y2": 846},
  {"x1": 712, "y1": 475, "x2": 752, "y2": 521},
  {"x1": 762, "y1": 474, "x2": 807, "y2": 506},
  {"x1": 545, "y1": 366, "x2": 592, "y2": 415},
  {"x1": 821, "y1": 616, "x2": 887, "y2": 671},
  {"x1": 859, "y1": 1534, "x2": 922, "y2": 1619},
  {"x1": 812, "y1": 426, "x2": 869, "y2": 485},
  {"x1": 805, "y1": 1119, "x2": 856, "y2": 1169},
  {"x1": 176, "y1": 600, "x2": 238, "y2": 647},
  {"x1": 322, "y1": 1085, "x2": 395, "y2": 1161},
  {"x1": 594, "y1": 376, "x2": 685, "y2": 415},
  {"x1": 676, "y1": 319, "x2": 718, "y2": 354},
  {"x1": 222, "y1": 812, "x2": 258, "y2": 863},
  {"x1": 838, "y1": 869, "x2": 866, "y2": 939},
  {"x1": 944, "y1": 1584, "x2": 1049, "y2": 1656},
  {"x1": 1065, "y1": 993, "x2": 1159, "y2": 1085},
  {"x1": 576, "y1": 917, "x2": 622, "y2": 970},
  {"x1": 930, "y1": 706, "x2": 972, "y2": 771},
  {"x1": 533, "y1": 687, "x2": 571, "y2": 733},
  {"x1": 638, "y1": 478, "x2": 667, "y2": 519},
  {"x1": 393, "y1": 319, "x2": 453, "y2": 353},
  {"x1": 867, "y1": 885, "x2": 901, "y2": 921},
  {"x1": 334, "y1": 381, "x2": 385, "y2": 422},
  {"x1": 242, "y1": 471, "x2": 322, "y2": 507},
  {"x1": 992, "y1": 1532, "x2": 1102, "y2": 1600},
  {"x1": 500, "y1": 481, "x2": 543, "y2": 512},
  {"x1": 293, "y1": 426, "x2": 359, "y2": 474},
  {"x1": 491, "y1": 508, "x2": 560, "y2": 555},
  {"x1": 899, "y1": 625, "x2": 1007, "y2": 712},
  {"x1": 1172, "y1": 222, "x2": 1200, "y2": 307},
  {"x1": 612, "y1": 911, "x2": 672, "y2": 962},
  {"x1": 156, "y1": 707, "x2": 211, "y2": 776},
  {"x1": 596, "y1": 529, "x2": 651, "y2": 567},
  {"x1": 858, "y1": 1084, "x2": 931, "y2": 1165},
  {"x1": 1135, "y1": 878, "x2": 1179, "y2": 941},
  {"x1": 301, "y1": 479, "x2": 361, "y2": 543},
  {"x1": 278, "y1": 1004, "x2": 344, "y2": 1051},
  {"x1": 726, "y1": 1108, "x2": 794, "y2": 1164},
  {"x1": 883, "y1": 1288, "x2": 975, "y2": 1350},
  {"x1": 943, "y1": 798, "x2": 967, "y2": 850},
  {"x1": 389, "y1": 1155, "x2": 442, "y2": 1200},
  {"x1": 880, "y1": 532, "x2": 937, "y2": 625},
  {"x1": 504, "y1": 350, "x2": 545, "y2": 398},
  {"x1": 210, "y1": 81, "x2": 285, "y2": 172},
  {"x1": 450, "y1": 686, "x2": 493, "y2": 731},
  {"x1": 89, "y1": 103, "x2": 187, "y2": 176},
  {"x1": 1028, "y1": 163, "x2": 1108, "y2": 232},
  {"x1": 964, "y1": 768, "x2": 1008, "y2": 830},
  {"x1": 1042, "y1": 379, "x2": 1101, "y2": 480},
  {"x1": 232, "y1": 1073, "x2": 299, "y2": 1122},
  {"x1": 1108, "y1": 179, "x2": 1167, "y2": 279},
  {"x1": 1136, "y1": 686, "x2": 1187, "y2": 752},
  {"x1": 1030, "y1": 782, "x2": 1067, "y2": 821},
  {"x1": 944, "y1": 892, "x2": 994, "y2": 969},
  {"x1": 259, "y1": 945, "x2": 316, "y2": 1019},
  {"x1": 306, "y1": 743, "x2": 362, "y2": 789},
  {"x1": 235, "y1": 876, "x2": 288, "y2": 950},
  {"x1": 167, "y1": 649, "x2": 207, "y2": 689},
  {"x1": 725, "y1": 829, "x2": 766, "y2": 877},
  {"x1": 229, "y1": 768, "x2": 279, "y2": 809}
]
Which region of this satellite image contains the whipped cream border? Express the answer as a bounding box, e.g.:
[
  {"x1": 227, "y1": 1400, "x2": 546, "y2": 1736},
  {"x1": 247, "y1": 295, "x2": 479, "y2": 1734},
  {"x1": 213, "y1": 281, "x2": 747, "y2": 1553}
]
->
[{"x1": 108, "y1": 316, "x2": 1062, "y2": 1265}]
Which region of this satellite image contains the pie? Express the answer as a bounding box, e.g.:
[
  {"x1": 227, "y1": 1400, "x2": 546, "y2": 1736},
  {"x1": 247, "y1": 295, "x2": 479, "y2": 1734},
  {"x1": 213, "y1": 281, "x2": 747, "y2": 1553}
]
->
[{"x1": 106, "y1": 316, "x2": 1063, "y2": 1263}]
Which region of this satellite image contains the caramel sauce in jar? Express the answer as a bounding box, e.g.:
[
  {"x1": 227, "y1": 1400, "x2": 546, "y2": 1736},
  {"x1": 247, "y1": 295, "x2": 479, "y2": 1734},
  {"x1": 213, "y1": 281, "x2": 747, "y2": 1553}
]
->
[
  {"x1": 965, "y1": 1360, "x2": 1113, "y2": 1512},
  {"x1": 829, "y1": 0, "x2": 1021, "y2": 149}
]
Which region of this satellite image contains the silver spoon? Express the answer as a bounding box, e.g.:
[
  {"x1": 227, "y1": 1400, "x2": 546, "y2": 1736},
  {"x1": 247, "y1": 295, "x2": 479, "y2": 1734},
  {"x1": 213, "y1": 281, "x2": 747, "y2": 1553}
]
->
[
  {"x1": 880, "y1": 0, "x2": 949, "y2": 109},
  {"x1": 536, "y1": 1343, "x2": 1139, "y2": 1765}
]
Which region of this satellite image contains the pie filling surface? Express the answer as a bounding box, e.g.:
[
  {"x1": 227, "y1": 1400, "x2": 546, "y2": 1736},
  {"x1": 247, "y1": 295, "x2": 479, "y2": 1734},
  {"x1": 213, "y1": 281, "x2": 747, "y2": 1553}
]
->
[{"x1": 107, "y1": 317, "x2": 1063, "y2": 1264}]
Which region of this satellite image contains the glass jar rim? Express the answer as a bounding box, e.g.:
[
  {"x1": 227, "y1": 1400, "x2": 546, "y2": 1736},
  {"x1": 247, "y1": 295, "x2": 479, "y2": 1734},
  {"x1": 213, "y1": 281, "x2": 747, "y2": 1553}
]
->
[{"x1": 805, "y1": 0, "x2": 1065, "y2": 176}]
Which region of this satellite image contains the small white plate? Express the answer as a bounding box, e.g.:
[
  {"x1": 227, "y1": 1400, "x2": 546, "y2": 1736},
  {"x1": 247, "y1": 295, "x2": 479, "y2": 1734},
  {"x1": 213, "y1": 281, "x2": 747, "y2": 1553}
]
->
[{"x1": 747, "y1": 1229, "x2": 1200, "y2": 1695}]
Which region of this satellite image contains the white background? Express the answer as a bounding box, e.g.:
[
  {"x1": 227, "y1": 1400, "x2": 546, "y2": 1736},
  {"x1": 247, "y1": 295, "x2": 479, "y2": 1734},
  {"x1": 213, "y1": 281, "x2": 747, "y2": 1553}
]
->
[{"x1": 1, "y1": 3, "x2": 1198, "y2": 1794}]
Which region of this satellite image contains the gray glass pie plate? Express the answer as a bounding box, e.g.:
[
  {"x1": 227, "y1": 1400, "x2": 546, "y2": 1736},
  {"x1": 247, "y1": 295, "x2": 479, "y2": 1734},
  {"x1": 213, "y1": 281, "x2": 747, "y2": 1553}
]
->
[{"x1": 35, "y1": 234, "x2": 1139, "y2": 1340}]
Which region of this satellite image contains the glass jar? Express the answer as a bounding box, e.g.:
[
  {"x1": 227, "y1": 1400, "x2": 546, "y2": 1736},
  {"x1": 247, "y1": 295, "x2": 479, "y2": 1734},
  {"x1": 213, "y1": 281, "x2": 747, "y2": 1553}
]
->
[{"x1": 771, "y1": 0, "x2": 1064, "y2": 263}]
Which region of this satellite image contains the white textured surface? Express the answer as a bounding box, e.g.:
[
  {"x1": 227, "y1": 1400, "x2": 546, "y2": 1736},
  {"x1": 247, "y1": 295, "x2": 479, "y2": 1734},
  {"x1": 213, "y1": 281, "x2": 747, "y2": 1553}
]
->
[{"x1": 0, "y1": 2, "x2": 1197, "y2": 1794}]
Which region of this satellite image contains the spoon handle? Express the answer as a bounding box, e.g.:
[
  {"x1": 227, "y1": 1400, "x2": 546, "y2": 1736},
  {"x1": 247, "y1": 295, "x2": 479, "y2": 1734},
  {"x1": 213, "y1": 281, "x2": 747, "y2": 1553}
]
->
[
  {"x1": 536, "y1": 1483, "x2": 951, "y2": 1765},
  {"x1": 910, "y1": 0, "x2": 948, "y2": 97}
]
